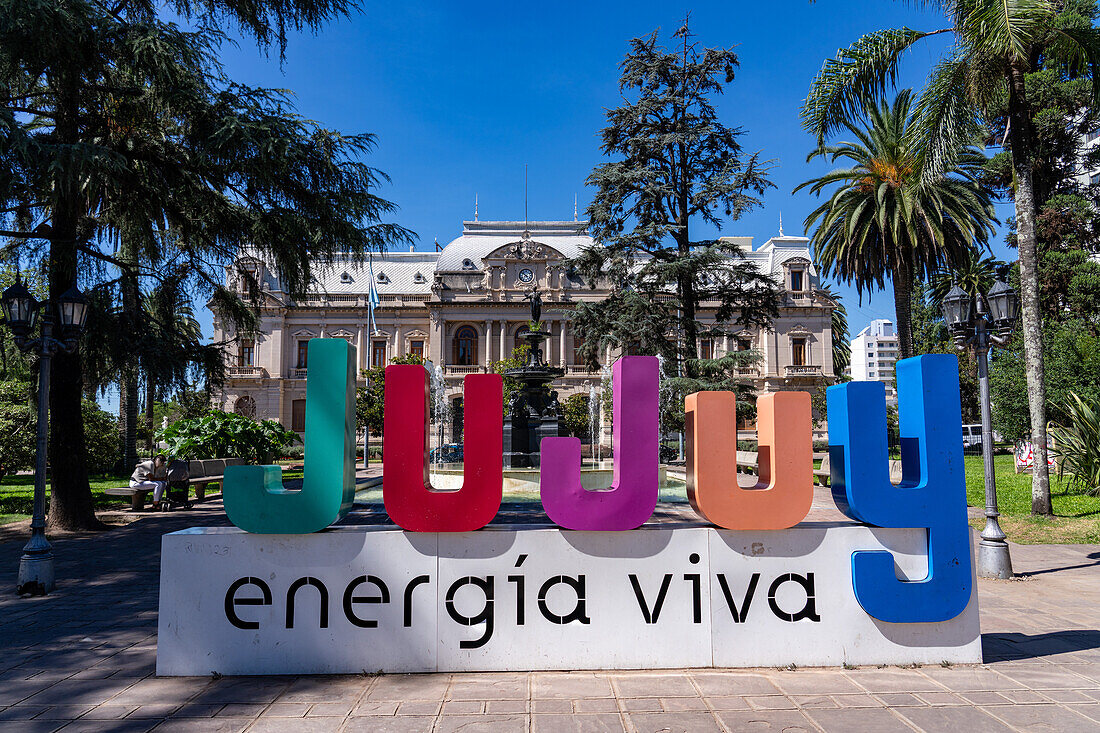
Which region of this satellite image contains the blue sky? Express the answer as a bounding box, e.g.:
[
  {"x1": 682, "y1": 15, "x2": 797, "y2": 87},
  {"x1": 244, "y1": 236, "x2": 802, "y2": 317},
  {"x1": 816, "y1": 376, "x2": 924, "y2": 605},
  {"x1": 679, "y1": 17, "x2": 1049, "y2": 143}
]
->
[{"x1": 112, "y1": 1, "x2": 1021, "y2": 410}]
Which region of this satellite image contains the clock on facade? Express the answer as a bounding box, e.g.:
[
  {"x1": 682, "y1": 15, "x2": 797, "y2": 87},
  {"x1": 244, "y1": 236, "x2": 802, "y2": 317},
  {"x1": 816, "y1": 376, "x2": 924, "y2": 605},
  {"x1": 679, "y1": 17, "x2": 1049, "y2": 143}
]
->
[{"x1": 518, "y1": 268, "x2": 534, "y2": 283}]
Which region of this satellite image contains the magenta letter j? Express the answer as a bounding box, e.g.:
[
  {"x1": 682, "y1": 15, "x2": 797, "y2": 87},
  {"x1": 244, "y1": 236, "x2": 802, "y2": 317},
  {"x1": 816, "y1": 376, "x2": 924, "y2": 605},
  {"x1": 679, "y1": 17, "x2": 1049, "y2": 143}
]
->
[{"x1": 539, "y1": 355, "x2": 658, "y2": 530}]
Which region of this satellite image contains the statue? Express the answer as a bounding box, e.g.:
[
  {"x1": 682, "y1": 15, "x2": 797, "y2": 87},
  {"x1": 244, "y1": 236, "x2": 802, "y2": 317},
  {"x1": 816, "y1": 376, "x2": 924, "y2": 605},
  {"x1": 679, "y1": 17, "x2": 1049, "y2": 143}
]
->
[
  {"x1": 524, "y1": 286, "x2": 542, "y2": 324},
  {"x1": 503, "y1": 284, "x2": 564, "y2": 468}
]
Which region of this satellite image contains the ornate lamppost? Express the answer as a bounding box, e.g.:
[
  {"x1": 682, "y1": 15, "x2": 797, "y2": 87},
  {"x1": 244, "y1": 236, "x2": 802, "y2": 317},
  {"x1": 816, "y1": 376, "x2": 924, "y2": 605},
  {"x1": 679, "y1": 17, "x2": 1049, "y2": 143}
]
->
[
  {"x1": 2, "y1": 278, "x2": 90, "y2": 595},
  {"x1": 941, "y1": 278, "x2": 1019, "y2": 579}
]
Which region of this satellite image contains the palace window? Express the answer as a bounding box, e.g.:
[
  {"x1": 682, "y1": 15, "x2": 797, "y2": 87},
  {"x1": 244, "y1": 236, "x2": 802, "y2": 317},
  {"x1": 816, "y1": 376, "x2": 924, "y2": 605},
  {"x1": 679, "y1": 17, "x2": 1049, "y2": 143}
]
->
[
  {"x1": 699, "y1": 338, "x2": 714, "y2": 360},
  {"x1": 792, "y1": 337, "x2": 807, "y2": 366},
  {"x1": 371, "y1": 340, "x2": 387, "y2": 368},
  {"x1": 291, "y1": 399, "x2": 306, "y2": 432},
  {"x1": 572, "y1": 334, "x2": 586, "y2": 365},
  {"x1": 737, "y1": 336, "x2": 752, "y2": 352},
  {"x1": 238, "y1": 339, "x2": 254, "y2": 367},
  {"x1": 234, "y1": 395, "x2": 256, "y2": 419},
  {"x1": 453, "y1": 326, "x2": 478, "y2": 366},
  {"x1": 790, "y1": 269, "x2": 804, "y2": 292},
  {"x1": 409, "y1": 340, "x2": 424, "y2": 359},
  {"x1": 452, "y1": 397, "x2": 464, "y2": 441},
  {"x1": 296, "y1": 340, "x2": 308, "y2": 369}
]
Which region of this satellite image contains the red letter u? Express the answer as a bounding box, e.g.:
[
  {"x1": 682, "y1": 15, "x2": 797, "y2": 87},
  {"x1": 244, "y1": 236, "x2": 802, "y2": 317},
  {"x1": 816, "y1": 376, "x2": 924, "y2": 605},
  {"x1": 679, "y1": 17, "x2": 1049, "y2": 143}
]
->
[{"x1": 383, "y1": 365, "x2": 503, "y2": 532}]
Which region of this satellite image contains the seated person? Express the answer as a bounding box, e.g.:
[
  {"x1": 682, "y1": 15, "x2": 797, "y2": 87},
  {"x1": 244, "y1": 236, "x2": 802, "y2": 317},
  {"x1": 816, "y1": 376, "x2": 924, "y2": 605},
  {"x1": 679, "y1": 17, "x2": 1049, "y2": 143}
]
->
[{"x1": 130, "y1": 454, "x2": 168, "y2": 508}]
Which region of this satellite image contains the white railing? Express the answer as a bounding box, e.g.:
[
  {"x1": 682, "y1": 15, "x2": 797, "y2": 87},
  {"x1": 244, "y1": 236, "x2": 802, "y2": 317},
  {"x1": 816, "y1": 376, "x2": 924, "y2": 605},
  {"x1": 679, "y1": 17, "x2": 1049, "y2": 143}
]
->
[
  {"x1": 784, "y1": 365, "x2": 822, "y2": 377},
  {"x1": 444, "y1": 365, "x2": 486, "y2": 375},
  {"x1": 736, "y1": 367, "x2": 761, "y2": 376},
  {"x1": 228, "y1": 365, "x2": 265, "y2": 378},
  {"x1": 289, "y1": 368, "x2": 308, "y2": 379},
  {"x1": 564, "y1": 365, "x2": 599, "y2": 376}
]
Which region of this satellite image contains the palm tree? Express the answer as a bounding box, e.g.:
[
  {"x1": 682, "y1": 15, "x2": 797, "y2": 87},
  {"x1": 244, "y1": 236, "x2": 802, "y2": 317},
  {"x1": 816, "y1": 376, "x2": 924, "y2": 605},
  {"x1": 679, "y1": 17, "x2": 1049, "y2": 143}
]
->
[
  {"x1": 795, "y1": 91, "x2": 996, "y2": 360},
  {"x1": 818, "y1": 285, "x2": 851, "y2": 374},
  {"x1": 801, "y1": 0, "x2": 1100, "y2": 516},
  {"x1": 928, "y1": 250, "x2": 1007, "y2": 311}
]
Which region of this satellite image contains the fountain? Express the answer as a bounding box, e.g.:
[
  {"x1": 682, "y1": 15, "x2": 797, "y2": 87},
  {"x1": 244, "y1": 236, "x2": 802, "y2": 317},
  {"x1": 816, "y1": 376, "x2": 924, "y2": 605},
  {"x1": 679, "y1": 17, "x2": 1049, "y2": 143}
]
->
[
  {"x1": 502, "y1": 287, "x2": 565, "y2": 468},
  {"x1": 378, "y1": 291, "x2": 677, "y2": 498}
]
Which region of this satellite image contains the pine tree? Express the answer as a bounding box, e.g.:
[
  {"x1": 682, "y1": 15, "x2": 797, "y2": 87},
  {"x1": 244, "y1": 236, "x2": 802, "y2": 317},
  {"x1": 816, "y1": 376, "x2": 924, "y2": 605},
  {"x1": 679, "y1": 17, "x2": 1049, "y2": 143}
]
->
[{"x1": 572, "y1": 19, "x2": 781, "y2": 392}]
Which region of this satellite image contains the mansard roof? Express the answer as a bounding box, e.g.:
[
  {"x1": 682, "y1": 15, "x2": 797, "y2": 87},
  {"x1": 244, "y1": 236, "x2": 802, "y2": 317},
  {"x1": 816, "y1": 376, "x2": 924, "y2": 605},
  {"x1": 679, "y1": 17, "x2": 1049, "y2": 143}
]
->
[
  {"x1": 231, "y1": 224, "x2": 820, "y2": 298},
  {"x1": 314, "y1": 252, "x2": 437, "y2": 295}
]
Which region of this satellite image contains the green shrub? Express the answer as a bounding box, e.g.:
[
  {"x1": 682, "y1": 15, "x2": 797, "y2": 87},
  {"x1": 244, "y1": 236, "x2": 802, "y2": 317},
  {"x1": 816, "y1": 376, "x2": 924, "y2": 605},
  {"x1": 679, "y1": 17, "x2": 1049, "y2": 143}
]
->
[
  {"x1": 560, "y1": 393, "x2": 590, "y2": 439},
  {"x1": 157, "y1": 409, "x2": 300, "y2": 463},
  {"x1": 1050, "y1": 392, "x2": 1100, "y2": 496},
  {"x1": 0, "y1": 380, "x2": 35, "y2": 476},
  {"x1": 82, "y1": 400, "x2": 121, "y2": 475}
]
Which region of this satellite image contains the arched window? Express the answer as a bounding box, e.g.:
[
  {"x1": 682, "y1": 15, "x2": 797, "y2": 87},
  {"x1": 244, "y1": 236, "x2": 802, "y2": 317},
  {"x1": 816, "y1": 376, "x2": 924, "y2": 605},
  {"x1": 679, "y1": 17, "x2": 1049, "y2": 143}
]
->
[
  {"x1": 452, "y1": 326, "x2": 478, "y2": 366},
  {"x1": 234, "y1": 395, "x2": 257, "y2": 419}
]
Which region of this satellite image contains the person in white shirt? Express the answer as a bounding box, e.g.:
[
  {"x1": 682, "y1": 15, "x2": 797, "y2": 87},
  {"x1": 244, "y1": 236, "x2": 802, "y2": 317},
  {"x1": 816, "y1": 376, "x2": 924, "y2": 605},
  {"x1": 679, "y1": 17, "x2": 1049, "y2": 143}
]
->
[{"x1": 130, "y1": 455, "x2": 168, "y2": 508}]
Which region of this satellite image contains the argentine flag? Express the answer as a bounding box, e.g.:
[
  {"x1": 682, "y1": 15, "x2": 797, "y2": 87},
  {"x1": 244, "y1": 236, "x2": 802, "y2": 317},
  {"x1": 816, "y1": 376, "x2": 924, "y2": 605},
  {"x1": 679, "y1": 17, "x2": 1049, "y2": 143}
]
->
[{"x1": 367, "y1": 251, "x2": 380, "y2": 334}]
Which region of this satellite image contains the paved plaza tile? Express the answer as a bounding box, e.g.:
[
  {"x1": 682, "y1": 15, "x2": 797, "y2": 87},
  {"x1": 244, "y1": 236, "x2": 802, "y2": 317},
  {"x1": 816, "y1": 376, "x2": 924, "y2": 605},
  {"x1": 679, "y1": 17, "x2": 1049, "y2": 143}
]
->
[{"x1": 1, "y1": 496, "x2": 1099, "y2": 731}]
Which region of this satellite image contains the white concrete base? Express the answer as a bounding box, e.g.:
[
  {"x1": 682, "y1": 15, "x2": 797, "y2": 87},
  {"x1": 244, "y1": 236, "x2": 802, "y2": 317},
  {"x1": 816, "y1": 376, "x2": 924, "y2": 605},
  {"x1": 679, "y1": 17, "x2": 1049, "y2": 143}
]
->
[{"x1": 156, "y1": 524, "x2": 981, "y2": 676}]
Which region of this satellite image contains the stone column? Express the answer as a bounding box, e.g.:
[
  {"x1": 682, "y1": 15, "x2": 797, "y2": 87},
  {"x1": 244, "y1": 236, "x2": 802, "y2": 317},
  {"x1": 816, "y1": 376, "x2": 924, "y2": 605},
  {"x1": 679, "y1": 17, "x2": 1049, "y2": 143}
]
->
[
  {"x1": 483, "y1": 319, "x2": 492, "y2": 367},
  {"x1": 559, "y1": 320, "x2": 567, "y2": 367},
  {"x1": 357, "y1": 323, "x2": 367, "y2": 371},
  {"x1": 429, "y1": 312, "x2": 443, "y2": 365},
  {"x1": 499, "y1": 320, "x2": 507, "y2": 360}
]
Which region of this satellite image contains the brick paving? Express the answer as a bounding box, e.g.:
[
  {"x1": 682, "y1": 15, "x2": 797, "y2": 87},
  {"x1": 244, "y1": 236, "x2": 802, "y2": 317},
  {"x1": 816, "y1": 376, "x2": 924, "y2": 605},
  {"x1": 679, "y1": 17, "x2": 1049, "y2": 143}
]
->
[{"x1": 1, "y1": 484, "x2": 1098, "y2": 732}]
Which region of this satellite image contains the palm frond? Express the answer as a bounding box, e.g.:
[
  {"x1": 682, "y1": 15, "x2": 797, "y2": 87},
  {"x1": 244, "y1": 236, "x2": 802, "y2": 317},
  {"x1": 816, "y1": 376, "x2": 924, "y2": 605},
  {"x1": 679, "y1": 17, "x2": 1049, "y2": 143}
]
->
[
  {"x1": 1053, "y1": 25, "x2": 1100, "y2": 104},
  {"x1": 801, "y1": 28, "x2": 951, "y2": 140},
  {"x1": 914, "y1": 52, "x2": 984, "y2": 180},
  {"x1": 954, "y1": 0, "x2": 1056, "y2": 61}
]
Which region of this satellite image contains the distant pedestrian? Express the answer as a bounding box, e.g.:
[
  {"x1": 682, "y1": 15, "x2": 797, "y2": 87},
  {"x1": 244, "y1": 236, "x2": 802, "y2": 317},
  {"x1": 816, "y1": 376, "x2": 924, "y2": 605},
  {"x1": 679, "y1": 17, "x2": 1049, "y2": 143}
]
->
[{"x1": 131, "y1": 455, "x2": 168, "y2": 509}]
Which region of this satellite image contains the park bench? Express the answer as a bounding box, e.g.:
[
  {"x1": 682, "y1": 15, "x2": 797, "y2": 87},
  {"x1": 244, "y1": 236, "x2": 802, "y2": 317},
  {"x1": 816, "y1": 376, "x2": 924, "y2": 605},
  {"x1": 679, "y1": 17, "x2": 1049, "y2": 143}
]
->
[
  {"x1": 812, "y1": 453, "x2": 904, "y2": 487},
  {"x1": 105, "y1": 457, "x2": 247, "y2": 511}
]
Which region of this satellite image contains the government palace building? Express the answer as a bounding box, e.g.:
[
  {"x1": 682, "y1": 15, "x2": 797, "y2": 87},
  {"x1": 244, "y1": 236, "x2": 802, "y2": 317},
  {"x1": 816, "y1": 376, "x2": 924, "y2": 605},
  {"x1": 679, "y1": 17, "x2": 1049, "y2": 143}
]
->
[{"x1": 212, "y1": 219, "x2": 838, "y2": 438}]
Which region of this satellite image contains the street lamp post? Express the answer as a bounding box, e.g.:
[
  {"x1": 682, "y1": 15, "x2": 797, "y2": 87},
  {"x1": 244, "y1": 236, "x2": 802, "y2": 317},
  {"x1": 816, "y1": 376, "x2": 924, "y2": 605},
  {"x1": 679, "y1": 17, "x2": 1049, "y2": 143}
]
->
[
  {"x1": 941, "y1": 279, "x2": 1018, "y2": 580},
  {"x1": 2, "y1": 279, "x2": 90, "y2": 596}
]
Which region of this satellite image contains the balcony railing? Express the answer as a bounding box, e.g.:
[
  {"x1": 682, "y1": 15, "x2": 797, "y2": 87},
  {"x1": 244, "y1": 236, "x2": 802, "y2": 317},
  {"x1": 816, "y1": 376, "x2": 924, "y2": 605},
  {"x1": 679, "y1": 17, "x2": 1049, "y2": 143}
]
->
[
  {"x1": 228, "y1": 365, "x2": 265, "y2": 378},
  {"x1": 443, "y1": 365, "x2": 486, "y2": 375},
  {"x1": 289, "y1": 367, "x2": 308, "y2": 379},
  {"x1": 736, "y1": 367, "x2": 761, "y2": 376},
  {"x1": 564, "y1": 364, "x2": 600, "y2": 376},
  {"x1": 784, "y1": 364, "x2": 822, "y2": 377}
]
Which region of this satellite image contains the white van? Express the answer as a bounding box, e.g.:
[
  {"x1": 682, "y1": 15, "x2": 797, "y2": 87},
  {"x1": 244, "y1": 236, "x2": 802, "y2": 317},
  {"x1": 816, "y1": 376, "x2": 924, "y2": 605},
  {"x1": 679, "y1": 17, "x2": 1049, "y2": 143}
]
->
[{"x1": 962, "y1": 424, "x2": 1002, "y2": 449}]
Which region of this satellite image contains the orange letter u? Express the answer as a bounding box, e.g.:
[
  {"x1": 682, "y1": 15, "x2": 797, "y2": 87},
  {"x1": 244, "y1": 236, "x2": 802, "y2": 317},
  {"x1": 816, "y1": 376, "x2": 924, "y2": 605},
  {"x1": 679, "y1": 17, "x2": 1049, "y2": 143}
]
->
[{"x1": 686, "y1": 391, "x2": 812, "y2": 530}]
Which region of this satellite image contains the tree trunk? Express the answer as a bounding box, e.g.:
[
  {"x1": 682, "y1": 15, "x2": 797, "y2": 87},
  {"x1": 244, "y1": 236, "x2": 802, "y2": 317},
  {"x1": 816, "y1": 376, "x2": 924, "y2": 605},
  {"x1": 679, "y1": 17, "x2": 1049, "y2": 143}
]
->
[
  {"x1": 892, "y1": 255, "x2": 915, "y2": 360},
  {"x1": 120, "y1": 263, "x2": 139, "y2": 471},
  {"x1": 1007, "y1": 62, "x2": 1052, "y2": 516},
  {"x1": 46, "y1": 71, "x2": 103, "y2": 531},
  {"x1": 145, "y1": 374, "x2": 155, "y2": 454}
]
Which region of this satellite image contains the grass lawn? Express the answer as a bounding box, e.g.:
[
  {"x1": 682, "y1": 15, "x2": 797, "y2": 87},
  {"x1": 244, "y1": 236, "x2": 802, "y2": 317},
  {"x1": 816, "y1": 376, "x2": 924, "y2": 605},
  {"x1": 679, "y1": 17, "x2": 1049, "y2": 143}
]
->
[
  {"x1": 0, "y1": 474, "x2": 135, "y2": 524},
  {"x1": 0, "y1": 473, "x2": 238, "y2": 525},
  {"x1": 965, "y1": 454, "x2": 1100, "y2": 545}
]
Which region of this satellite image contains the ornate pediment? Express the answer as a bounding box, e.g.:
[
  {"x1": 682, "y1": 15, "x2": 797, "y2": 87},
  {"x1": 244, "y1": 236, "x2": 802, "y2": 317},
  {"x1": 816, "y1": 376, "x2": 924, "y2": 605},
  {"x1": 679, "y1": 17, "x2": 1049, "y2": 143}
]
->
[
  {"x1": 788, "y1": 324, "x2": 814, "y2": 338},
  {"x1": 486, "y1": 232, "x2": 563, "y2": 262}
]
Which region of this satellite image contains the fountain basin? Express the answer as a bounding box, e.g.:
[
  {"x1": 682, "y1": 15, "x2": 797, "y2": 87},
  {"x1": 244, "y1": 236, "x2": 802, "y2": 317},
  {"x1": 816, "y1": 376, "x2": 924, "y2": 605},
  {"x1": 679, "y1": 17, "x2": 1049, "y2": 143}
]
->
[
  {"x1": 424, "y1": 463, "x2": 669, "y2": 493},
  {"x1": 352, "y1": 463, "x2": 686, "y2": 506}
]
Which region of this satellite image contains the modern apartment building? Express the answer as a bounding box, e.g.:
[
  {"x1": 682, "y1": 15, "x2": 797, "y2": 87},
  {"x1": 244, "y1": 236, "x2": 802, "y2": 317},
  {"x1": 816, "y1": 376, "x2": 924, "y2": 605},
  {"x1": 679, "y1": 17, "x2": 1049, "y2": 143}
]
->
[{"x1": 847, "y1": 319, "x2": 899, "y2": 403}]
